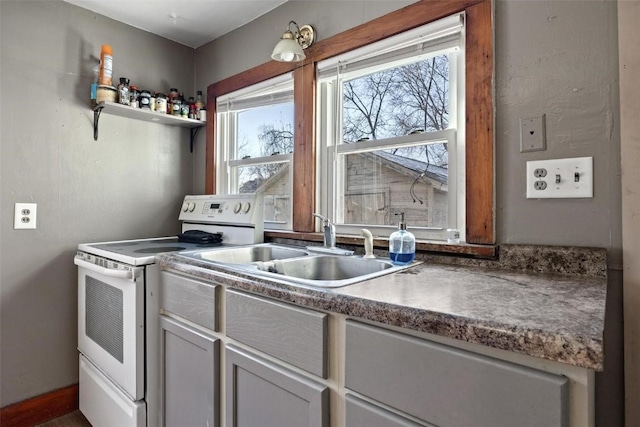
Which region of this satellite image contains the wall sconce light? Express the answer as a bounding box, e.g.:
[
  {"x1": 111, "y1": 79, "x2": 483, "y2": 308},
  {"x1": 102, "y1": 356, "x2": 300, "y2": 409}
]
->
[{"x1": 271, "y1": 21, "x2": 315, "y2": 62}]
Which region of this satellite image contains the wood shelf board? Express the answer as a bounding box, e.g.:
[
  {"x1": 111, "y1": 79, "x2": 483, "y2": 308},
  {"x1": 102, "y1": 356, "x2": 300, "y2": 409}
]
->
[{"x1": 95, "y1": 101, "x2": 205, "y2": 128}]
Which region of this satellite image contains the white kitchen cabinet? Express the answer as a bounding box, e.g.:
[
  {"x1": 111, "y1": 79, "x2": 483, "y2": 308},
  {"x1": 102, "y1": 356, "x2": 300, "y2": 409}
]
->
[
  {"x1": 154, "y1": 264, "x2": 594, "y2": 427},
  {"x1": 225, "y1": 344, "x2": 328, "y2": 427},
  {"x1": 147, "y1": 270, "x2": 221, "y2": 427},
  {"x1": 344, "y1": 320, "x2": 568, "y2": 427},
  {"x1": 160, "y1": 316, "x2": 219, "y2": 427},
  {"x1": 224, "y1": 289, "x2": 329, "y2": 426}
]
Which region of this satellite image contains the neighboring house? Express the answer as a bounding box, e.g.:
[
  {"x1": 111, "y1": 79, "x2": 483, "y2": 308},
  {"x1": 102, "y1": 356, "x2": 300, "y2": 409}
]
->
[
  {"x1": 248, "y1": 151, "x2": 448, "y2": 228},
  {"x1": 241, "y1": 166, "x2": 292, "y2": 224},
  {"x1": 344, "y1": 151, "x2": 448, "y2": 228}
]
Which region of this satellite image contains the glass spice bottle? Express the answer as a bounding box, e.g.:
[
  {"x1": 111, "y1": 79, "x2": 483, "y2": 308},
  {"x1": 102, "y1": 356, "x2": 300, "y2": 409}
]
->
[
  {"x1": 172, "y1": 97, "x2": 182, "y2": 116},
  {"x1": 117, "y1": 77, "x2": 130, "y2": 105},
  {"x1": 188, "y1": 97, "x2": 197, "y2": 119},
  {"x1": 195, "y1": 90, "x2": 204, "y2": 112},
  {"x1": 139, "y1": 90, "x2": 151, "y2": 110},
  {"x1": 129, "y1": 85, "x2": 139, "y2": 108},
  {"x1": 177, "y1": 93, "x2": 187, "y2": 117},
  {"x1": 155, "y1": 93, "x2": 167, "y2": 114},
  {"x1": 168, "y1": 87, "x2": 178, "y2": 114}
]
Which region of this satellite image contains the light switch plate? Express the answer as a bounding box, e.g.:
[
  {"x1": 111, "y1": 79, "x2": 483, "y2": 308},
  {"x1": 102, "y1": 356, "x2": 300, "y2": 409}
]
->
[
  {"x1": 14, "y1": 203, "x2": 37, "y2": 229},
  {"x1": 526, "y1": 157, "x2": 593, "y2": 199}
]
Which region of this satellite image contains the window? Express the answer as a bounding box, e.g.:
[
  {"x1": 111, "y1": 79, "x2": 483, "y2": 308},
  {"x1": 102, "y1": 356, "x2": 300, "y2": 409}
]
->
[
  {"x1": 207, "y1": 0, "x2": 493, "y2": 250},
  {"x1": 216, "y1": 74, "x2": 294, "y2": 229},
  {"x1": 317, "y1": 14, "x2": 465, "y2": 241}
]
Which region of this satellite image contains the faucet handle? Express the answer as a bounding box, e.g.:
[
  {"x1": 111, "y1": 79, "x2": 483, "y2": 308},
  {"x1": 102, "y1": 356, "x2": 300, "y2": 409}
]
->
[
  {"x1": 360, "y1": 229, "x2": 376, "y2": 259},
  {"x1": 313, "y1": 213, "x2": 331, "y2": 226}
]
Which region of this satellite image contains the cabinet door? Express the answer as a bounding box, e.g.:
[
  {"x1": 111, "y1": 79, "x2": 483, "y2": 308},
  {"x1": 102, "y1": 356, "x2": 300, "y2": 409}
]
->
[
  {"x1": 345, "y1": 394, "x2": 427, "y2": 427},
  {"x1": 225, "y1": 344, "x2": 328, "y2": 427},
  {"x1": 160, "y1": 316, "x2": 219, "y2": 427}
]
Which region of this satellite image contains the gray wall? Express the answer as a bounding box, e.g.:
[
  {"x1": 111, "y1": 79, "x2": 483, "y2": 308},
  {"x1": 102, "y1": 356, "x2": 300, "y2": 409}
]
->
[
  {"x1": 619, "y1": 2, "x2": 640, "y2": 426},
  {"x1": 0, "y1": 1, "x2": 196, "y2": 406},
  {"x1": 194, "y1": 0, "x2": 623, "y2": 424},
  {"x1": 495, "y1": 1, "x2": 621, "y2": 257}
]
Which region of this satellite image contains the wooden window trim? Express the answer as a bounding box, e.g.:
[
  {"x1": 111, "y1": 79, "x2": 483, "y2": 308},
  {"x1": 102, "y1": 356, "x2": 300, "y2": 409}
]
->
[{"x1": 206, "y1": 0, "x2": 494, "y2": 247}]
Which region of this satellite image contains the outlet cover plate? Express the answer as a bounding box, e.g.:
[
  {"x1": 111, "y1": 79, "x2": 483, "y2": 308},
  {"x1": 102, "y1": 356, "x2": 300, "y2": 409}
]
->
[
  {"x1": 520, "y1": 115, "x2": 546, "y2": 152},
  {"x1": 526, "y1": 157, "x2": 593, "y2": 199},
  {"x1": 14, "y1": 203, "x2": 37, "y2": 229}
]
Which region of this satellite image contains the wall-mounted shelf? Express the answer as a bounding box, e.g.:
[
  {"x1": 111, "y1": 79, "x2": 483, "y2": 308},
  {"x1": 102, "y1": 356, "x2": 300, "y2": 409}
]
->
[{"x1": 93, "y1": 101, "x2": 205, "y2": 152}]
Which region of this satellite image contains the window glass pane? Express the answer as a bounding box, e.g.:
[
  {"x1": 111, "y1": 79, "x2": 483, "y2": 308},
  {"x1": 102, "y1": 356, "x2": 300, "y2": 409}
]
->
[
  {"x1": 338, "y1": 143, "x2": 448, "y2": 228},
  {"x1": 236, "y1": 103, "x2": 294, "y2": 159},
  {"x1": 342, "y1": 55, "x2": 449, "y2": 143},
  {"x1": 234, "y1": 163, "x2": 290, "y2": 223}
]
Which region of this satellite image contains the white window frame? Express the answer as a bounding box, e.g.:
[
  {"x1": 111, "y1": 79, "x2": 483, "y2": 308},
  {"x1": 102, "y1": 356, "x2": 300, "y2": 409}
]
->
[
  {"x1": 216, "y1": 73, "x2": 294, "y2": 230},
  {"x1": 316, "y1": 13, "x2": 466, "y2": 241}
]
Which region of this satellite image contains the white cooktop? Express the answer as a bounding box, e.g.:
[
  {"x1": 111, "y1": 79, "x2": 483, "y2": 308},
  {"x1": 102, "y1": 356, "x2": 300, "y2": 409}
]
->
[
  {"x1": 77, "y1": 194, "x2": 263, "y2": 266},
  {"x1": 78, "y1": 236, "x2": 219, "y2": 266}
]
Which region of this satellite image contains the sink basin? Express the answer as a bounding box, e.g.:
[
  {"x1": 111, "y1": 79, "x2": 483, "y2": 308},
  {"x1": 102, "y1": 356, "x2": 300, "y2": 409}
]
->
[
  {"x1": 177, "y1": 243, "x2": 418, "y2": 288},
  {"x1": 182, "y1": 243, "x2": 309, "y2": 264},
  {"x1": 273, "y1": 256, "x2": 392, "y2": 280},
  {"x1": 261, "y1": 255, "x2": 415, "y2": 288}
]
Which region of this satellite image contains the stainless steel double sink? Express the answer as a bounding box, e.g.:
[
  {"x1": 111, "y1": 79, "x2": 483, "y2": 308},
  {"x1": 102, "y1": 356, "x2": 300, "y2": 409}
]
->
[{"x1": 177, "y1": 243, "x2": 416, "y2": 288}]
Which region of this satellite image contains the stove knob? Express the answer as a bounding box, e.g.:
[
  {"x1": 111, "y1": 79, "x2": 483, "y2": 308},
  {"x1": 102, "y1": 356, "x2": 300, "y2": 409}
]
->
[
  {"x1": 188, "y1": 202, "x2": 196, "y2": 212},
  {"x1": 242, "y1": 202, "x2": 251, "y2": 213},
  {"x1": 233, "y1": 202, "x2": 242, "y2": 214},
  {"x1": 181, "y1": 202, "x2": 189, "y2": 212}
]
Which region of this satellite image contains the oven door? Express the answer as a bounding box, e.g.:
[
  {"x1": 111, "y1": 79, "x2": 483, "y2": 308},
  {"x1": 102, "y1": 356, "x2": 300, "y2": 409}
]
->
[{"x1": 75, "y1": 255, "x2": 144, "y2": 401}]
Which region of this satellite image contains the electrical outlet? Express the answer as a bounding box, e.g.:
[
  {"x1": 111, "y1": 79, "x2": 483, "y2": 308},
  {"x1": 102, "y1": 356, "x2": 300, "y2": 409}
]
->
[
  {"x1": 520, "y1": 115, "x2": 546, "y2": 152},
  {"x1": 14, "y1": 203, "x2": 37, "y2": 229},
  {"x1": 533, "y1": 168, "x2": 547, "y2": 178},
  {"x1": 526, "y1": 157, "x2": 593, "y2": 199},
  {"x1": 534, "y1": 181, "x2": 547, "y2": 190}
]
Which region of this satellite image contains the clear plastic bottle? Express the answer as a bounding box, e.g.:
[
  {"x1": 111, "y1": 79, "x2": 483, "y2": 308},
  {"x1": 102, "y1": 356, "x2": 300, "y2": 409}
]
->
[
  {"x1": 90, "y1": 60, "x2": 100, "y2": 104},
  {"x1": 389, "y1": 212, "x2": 415, "y2": 265}
]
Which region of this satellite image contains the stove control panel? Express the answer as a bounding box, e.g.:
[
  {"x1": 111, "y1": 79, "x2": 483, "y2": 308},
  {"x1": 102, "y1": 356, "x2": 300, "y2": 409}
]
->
[{"x1": 178, "y1": 194, "x2": 263, "y2": 226}]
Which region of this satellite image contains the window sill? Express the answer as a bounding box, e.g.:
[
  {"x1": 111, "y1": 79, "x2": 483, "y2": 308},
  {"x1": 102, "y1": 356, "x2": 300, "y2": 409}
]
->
[{"x1": 264, "y1": 230, "x2": 497, "y2": 259}]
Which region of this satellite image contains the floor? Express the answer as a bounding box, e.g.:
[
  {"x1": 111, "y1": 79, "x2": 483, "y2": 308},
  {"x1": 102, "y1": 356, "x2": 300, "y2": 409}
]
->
[{"x1": 35, "y1": 411, "x2": 91, "y2": 427}]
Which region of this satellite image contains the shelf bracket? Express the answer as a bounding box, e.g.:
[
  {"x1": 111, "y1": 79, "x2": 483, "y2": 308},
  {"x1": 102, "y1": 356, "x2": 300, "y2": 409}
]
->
[
  {"x1": 190, "y1": 127, "x2": 202, "y2": 153},
  {"x1": 93, "y1": 105, "x2": 104, "y2": 141}
]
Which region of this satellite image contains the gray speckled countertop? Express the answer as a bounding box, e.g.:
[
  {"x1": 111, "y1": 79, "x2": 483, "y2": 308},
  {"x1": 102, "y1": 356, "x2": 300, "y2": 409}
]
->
[{"x1": 156, "y1": 247, "x2": 606, "y2": 371}]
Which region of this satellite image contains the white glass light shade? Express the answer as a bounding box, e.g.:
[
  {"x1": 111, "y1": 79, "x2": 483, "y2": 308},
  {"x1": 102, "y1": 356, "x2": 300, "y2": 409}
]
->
[{"x1": 271, "y1": 37, "x2": 306, "y2": 62}]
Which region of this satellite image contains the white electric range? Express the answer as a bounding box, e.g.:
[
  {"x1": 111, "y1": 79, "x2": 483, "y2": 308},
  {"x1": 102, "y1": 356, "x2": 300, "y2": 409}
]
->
[{"x1": 75, "y1": 194, "x2": 263, "y2": 427}]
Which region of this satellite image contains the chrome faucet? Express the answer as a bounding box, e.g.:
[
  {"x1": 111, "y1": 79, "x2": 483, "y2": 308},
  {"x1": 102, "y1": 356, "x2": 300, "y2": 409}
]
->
[{"x1": 313, "y1": 213, "x2": 335, "y2": 248}]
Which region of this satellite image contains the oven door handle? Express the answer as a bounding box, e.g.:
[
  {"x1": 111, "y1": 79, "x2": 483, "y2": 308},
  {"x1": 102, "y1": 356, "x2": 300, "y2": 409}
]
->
[{"x1": 74, "y1": 255, "x2": 141, "y2": 280}]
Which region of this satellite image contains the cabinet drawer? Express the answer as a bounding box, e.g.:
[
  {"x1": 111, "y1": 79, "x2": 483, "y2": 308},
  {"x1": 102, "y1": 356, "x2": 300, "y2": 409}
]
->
[
  {"x1": 160, "y1": 272, "x2": 218, "y2": 331},
  {"x1": 345, "y1": 321, "x2": 568, "y2": 427},
  {"x1": 345, "y1": 394, "x2": 425, "y2": 427},
  {"x1": 226, "y1": 289, "x2": 327, "y2": 378}
]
